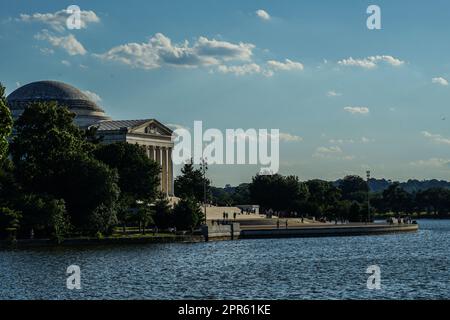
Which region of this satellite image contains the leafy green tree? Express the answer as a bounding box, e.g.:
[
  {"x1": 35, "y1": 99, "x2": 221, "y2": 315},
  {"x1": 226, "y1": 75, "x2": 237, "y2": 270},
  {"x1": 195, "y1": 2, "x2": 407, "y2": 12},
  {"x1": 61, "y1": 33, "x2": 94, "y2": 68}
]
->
[
  {"x1": 154, "y1": 194, "x2": 173, "y2": 229},
  {"x1": 15, "y1": 194, "x2": 71, "y2": 240},
  {"x1": 11, "y1": 102, "x2": 119, "y2": 234},
  {"x1": 349, "y1": 201, "x2": 362, "y2": 222},
  {"x1": 339, "y1": 175, "x2": 368, "y2": 202},
  {"x1": 250, "y1": 174, "x2": 308, "y2": 213},
  {"x1": 173, "y1": 197, "x2": 203, "y2": 231},
  {"x1": 10, "y1": 102, "x2": 91, "y2": 190},
  {"x1": 135, "y1": 204, "x2": 154, "y2": 234},
  {"x1": 416, "y1": 187, "x2": 450, "y2": 216},
  {"x1": 94, "y1": 142, "x2": 160, "y2": 203},
  {"x1": 174, "y1": 160, "x2": 209, "y2": 202},
  {"x1": 0, "y1": 83, "x2": 13, "y2": 162},
  {"x1": 0, "y1": 207, "x2": 21, "y2": 240},
  {"x1": 51, "y1": 154, "x2": 120, "y2": 233},
  {"x1": 305, "y1": 179, "x2": 341, "y2": 218},
  {"x1": 382, "y1": 182, "x2": 412, "y2": 215}
]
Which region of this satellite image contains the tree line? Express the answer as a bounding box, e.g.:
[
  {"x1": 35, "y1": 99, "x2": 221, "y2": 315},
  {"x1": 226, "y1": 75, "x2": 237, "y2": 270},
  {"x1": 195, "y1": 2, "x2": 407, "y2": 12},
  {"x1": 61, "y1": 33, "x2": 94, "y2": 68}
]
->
[{"x1": 244, "y1": 174, "x2": 450, "y2": 221}]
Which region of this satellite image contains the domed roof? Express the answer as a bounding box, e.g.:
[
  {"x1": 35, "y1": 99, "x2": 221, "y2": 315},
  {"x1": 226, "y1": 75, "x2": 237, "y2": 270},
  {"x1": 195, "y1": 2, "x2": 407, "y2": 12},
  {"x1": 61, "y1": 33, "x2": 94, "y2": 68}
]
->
[{"x1": 7, "y1": 80, "x2": 111, "y2": 127}]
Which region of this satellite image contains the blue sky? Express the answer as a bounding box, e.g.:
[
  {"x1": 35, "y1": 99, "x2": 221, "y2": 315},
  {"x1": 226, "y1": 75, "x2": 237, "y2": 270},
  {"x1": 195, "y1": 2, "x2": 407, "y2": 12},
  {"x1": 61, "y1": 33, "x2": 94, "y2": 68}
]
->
[{"x1": 1, "y1": 0, "x2": 450, "y2": 186}]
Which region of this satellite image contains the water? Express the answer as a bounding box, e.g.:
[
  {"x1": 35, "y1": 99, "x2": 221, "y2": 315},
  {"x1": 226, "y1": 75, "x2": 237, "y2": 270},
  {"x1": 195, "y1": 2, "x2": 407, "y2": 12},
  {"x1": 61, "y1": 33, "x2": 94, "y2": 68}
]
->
[{"x1": 0, "y1": 219, "x2": 449, "y2": 300}]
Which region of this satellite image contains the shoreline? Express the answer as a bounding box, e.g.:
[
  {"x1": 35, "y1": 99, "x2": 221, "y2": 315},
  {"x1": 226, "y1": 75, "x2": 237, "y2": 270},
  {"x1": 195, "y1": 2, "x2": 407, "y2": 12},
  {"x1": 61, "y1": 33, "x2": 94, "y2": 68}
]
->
[{"x1": 0, "y1": 222, "x2": 419, "y2": 249}]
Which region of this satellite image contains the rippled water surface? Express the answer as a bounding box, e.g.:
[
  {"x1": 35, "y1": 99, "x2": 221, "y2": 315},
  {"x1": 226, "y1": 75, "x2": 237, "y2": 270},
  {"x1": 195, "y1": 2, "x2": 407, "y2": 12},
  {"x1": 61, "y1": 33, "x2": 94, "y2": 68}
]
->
[{"x1": 1, "y1": 220, "x2": 449, "y2": 299}]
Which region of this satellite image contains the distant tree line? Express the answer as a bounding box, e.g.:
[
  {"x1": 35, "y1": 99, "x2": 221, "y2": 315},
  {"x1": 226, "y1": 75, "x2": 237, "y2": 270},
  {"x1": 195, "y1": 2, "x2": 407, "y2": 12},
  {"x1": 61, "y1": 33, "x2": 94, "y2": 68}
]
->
[{"x1": 210, "y1": 174, "x2": 450, "y2": 221}]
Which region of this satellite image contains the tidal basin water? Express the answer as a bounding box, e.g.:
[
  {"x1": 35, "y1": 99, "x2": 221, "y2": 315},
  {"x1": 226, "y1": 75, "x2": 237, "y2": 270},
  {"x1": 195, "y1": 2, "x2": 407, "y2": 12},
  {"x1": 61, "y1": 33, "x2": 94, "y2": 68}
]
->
[{"x1": 1, "y1": 219, "x2": 449, "y2": 299}]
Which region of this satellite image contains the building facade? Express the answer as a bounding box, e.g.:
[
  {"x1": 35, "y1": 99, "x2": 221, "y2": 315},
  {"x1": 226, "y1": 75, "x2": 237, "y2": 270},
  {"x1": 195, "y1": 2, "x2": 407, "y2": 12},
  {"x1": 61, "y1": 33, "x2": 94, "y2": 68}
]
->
[{"x1": 7, "y1": 80, "x2": 174, "y2": 196}]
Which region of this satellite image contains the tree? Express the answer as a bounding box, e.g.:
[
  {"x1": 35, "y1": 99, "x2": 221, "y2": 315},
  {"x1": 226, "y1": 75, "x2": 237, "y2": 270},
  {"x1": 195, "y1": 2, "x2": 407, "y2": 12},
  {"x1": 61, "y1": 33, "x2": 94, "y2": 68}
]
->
[
  {"x1": 14, "y1": 193, "x2": 71, "y2": 241},
  {"x1": 0, "y1": 207, "x2": 21, "y2": 240},
  {"x1": 135, "y1": 204, "x2": 154, "y2": 234},
  {"x1": 10, "y1": 102, "x2": 91, "y2": 191},
  {"x1": 249, "y1": 174, "x2": 308, "y2": 213},
  {"x1": 154, "y1": 194, "x2": 173, "y2": 229},
  {"x1": 416, "y1": 188, "x2": 450, "y2": 216},
  {"x1": 174, "y1": 160, "x2": 209, "y2": 202},
  {"x1": 382, "y1": 182, "x2": 412, "y2": 215},
  {"x1": 172, "y1": 197, "x2": 203, "y2": 231},
  {"x1": 349, "y1": 202, "x2": 362, "y2": 222},
  {"x1": 339, "y1": 175, "x2": 368, "y2": 202},
  {"x1": 0, "y1": 83, "x2": 13, "y2": 162},
  {"x1": 10, "y1": 102, "x2": 119, "y2": 234},
  {"x1": 94, "y1": 142, "x2": 160, "y2": 203},
  {"x1": 305, "y1": 179, "x2": 341, "y2": 218}
]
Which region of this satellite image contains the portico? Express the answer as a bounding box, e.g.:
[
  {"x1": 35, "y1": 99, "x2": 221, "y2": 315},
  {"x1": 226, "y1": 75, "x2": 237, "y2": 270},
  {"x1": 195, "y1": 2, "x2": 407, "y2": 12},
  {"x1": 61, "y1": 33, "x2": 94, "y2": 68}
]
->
[{"x1": 92, "y1": 119, "x2": 174, "y2": 196}]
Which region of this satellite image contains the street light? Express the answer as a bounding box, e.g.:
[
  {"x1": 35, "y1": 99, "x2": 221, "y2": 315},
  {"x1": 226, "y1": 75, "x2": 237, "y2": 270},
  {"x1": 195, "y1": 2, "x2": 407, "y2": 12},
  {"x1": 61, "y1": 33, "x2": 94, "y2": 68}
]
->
[
  {"x1": 200, "y1": 157, "x2": 208, "y2": 224},
  {"x1": 366, "y1": 170, "x2": 371, "y2": 224}
]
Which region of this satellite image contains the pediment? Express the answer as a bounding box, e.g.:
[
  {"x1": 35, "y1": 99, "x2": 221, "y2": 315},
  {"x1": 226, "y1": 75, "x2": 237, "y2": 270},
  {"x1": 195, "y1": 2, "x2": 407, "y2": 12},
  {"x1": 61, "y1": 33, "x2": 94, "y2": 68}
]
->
[{"x1": 129, "y1": 119, "x2": 173, "y2": 136}]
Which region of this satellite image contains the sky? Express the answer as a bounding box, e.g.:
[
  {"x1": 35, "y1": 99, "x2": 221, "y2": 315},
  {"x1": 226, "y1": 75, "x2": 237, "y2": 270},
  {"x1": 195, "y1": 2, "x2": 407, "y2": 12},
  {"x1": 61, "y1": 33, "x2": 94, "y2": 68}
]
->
[{"x1": 1, "y1": 0, "x2": 450, "y2": 186}]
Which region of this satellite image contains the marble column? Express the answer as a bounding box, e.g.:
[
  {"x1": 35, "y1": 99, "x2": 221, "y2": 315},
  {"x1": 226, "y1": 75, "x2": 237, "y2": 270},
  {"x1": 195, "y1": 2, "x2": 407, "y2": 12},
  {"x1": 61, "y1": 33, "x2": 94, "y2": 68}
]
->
[
  {"x1": 159, "y1": 147, "x2": 164, "y2": 192},
  {"x1": 165, "y1": 147, "x2": 169, "y2": 197}
]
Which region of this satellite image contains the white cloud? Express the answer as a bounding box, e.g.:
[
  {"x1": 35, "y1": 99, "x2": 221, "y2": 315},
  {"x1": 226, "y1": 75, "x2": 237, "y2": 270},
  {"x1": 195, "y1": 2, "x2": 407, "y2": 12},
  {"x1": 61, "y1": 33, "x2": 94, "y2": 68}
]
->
[
  {"x1": 328, "y1": 137, "x2": 373, "y2": 144},
  {"x1": 82, "y1": 90, "x2": 102, "y2": 103},
  {"x1": 267, "y1": 59, "x2": 304, "y2": 71},
  {"x1": 410, "y1": 158, "x2": 450, "y2": 167},
  {"x1": 95, "y1": 33, "x2": 255, "y2": 70},
  {"x1": 39, "y1": 47, "x2": 54, "y2": 55},
  {"x1": 432, "y1": 77, "x2": 449, "y2": 86},
  {"x1": 278, "y1": 133, "x2": 303, "y2": 142},
  {"x1": 329, "y1": 138, "x2": 355, "y2": 144},
  {"x1": 18, "y1": 9, "x2": 100, "y2": 32},
  {"x1": 338, "y1": 55, "x2": 404, "y2": 69},
  {"x1": 217, "y1": 63, "x2": 273, "y2": 77},
  {"x1": 35, "y1": 30, "x2": 86, "y2": 55},
  {"x1": 167, "y1": 123, "x2": 189, "y2": 131},
  {"x1": 344, "y1": 106, "x2": 370, "y2": 114},
  {"x1": 256, "y1": 9, "x2": 271, "y2": 21},
  {"x1": 422, "y1": 131, "x2": 450, "y2": 145},
  {"x1": 327, "y1": 90, "x2": 342, "y2": 97},
  {"x1": 313, "y1": 146, "x2": 355, "y2": 160},
  {"x1": 315, "y1": 146, "x2": 342, "y2": 155},
  {"x1": 61, "y1": 60, "x2": 71, "y2": 66}
]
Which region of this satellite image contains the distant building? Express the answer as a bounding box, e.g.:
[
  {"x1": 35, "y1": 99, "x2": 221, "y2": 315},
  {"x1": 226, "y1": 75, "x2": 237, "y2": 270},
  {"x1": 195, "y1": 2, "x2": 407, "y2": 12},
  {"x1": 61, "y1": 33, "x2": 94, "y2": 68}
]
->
[{"x1": 7, "y1": 80, "x2": 174, "y2": 196}]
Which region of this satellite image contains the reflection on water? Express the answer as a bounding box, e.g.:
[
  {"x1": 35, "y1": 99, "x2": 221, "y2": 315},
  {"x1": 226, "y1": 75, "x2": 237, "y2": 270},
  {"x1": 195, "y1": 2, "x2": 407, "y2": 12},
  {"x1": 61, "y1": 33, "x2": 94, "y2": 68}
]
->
[{"x1": 0, "y1": 220, "x2": 449, "y2": 299}]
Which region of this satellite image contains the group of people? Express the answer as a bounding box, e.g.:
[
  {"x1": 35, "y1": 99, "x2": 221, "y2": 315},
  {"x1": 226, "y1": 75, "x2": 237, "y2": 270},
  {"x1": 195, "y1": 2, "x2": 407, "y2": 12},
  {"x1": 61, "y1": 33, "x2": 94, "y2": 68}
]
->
[{"x1": 387, "y1": 216, "x2": 414, "y2": 225}]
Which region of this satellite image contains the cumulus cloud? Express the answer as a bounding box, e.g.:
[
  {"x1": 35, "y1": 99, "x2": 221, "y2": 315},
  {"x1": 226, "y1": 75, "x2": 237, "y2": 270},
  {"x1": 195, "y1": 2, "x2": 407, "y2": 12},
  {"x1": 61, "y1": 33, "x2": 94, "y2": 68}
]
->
[
  {"x1": 82, "y1": 90, "x2": 102, "y2": 103},
  {"x1": 167, "y1": 123, "x2": 189, "y2": 131},
  {"x1": 18, "y1": 9, "x2": 100, "y2": 32},
  {"x1": 95, "y1": 33, "x2": 255, "y2": 70},
  {"x1": 267, "y1": 59, "x2": 304, "y2": 71},
  {"x1": 338, "y1": 55, "x2": 404, "y2": 69},
  {"x1": 35, "y1": 30, "x2": 86, "y2": 55},
  {"x1": 61, "y1": 60, "x2": 71, "y2": 66},
  {"x1": 422, "y1": 131, "x2": 450, "y2": 145},
  {"x1": 313, "y1": 146, "x2": 355, "y2": 160},
  {"x1": 432, "y1": 77, "x2": 449, "y2": 86},
  {"x1": 327, "y1": 90, "x2": 342, "y2": 97},
  {"x1": 256, "y1": 9, "x2": 271, "y2": 21},
  {"x1": 410, "y1": 158, "x2": 450, "y2": 167},
  {"x1": 344, "y1": 106, "x2": 370, "y2": 114},
  {"x1": 217, "y1": 63, "x2": 273, "y2": 77},
  {"x1": 278, "y1": 133, "x2": 303, "y2": 142}
]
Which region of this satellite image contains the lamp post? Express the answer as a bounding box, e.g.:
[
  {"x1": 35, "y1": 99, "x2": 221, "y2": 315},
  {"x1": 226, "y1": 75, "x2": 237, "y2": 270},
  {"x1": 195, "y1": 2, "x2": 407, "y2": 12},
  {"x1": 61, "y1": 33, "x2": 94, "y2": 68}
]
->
[
  {"x1": 366, "y1": 170, "x2": 371, "y2": 224},
  {"x1": 200, "y1": 157, "x2": 208, "y2": 224}
]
